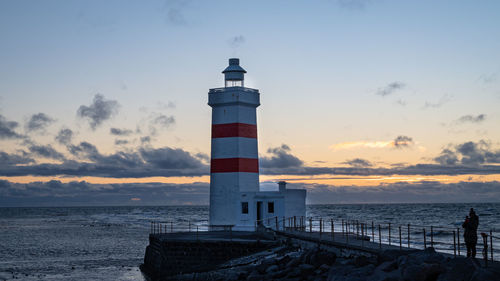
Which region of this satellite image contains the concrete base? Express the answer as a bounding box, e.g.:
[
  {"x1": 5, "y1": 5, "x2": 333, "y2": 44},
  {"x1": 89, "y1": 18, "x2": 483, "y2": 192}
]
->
[{"x1": 140, "y1": 231, "x2": 279, "y2": 280}]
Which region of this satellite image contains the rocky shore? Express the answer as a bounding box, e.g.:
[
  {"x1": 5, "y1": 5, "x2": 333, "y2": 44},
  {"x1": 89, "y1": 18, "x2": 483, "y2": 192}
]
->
[{"x1": 171, "y1": 246, "x2": 499, "y2": 281}]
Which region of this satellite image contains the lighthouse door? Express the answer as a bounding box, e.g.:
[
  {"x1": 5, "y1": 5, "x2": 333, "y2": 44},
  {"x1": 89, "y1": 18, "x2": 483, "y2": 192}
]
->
[{"x1": 256, "y1": 201, "x2": 263, "y2": 225}]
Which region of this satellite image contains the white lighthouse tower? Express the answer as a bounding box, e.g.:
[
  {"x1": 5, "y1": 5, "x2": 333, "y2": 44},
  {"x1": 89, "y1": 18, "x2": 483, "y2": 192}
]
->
[{"x1": 208, "y1": 58, "x2": 305, "y2": 230}]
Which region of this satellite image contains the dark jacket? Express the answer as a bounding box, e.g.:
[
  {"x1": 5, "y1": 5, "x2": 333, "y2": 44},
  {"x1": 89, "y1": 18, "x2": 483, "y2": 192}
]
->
[{"x1": 463, "y1": 213, "x2": 479, "y2": 244}]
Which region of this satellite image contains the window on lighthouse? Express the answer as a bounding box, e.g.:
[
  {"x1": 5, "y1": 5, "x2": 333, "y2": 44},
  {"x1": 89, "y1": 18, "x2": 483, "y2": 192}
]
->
[
  {"x1": 241, "y1": 202, "x2": 249, "y2": 214},
  {"x1": 268, "y1": 202, "x2": 274, "y2": 213},
  {"x1": 225, "y1": 80, "x2": 243, "y2": 87}
]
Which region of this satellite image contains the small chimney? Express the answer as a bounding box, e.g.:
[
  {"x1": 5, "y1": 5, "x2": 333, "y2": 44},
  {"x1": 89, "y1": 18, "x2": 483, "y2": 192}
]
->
[{"x1": 278, "y1": 181, "x2": 287, "y2": 192}]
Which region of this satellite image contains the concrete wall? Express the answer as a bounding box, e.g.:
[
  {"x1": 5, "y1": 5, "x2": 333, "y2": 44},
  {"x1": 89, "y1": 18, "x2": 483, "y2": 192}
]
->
[
  {"x1": 141, "y1": 234, "x2": 277, "y2": 279},
  {"x1": 285, "y1": 189, "x2": 307, "y2": 219}
]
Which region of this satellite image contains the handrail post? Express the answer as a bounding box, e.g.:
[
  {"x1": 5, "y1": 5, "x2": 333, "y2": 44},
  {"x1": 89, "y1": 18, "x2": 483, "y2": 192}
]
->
[
  {"x1": 407, "y1": 224, "x2": 410, "y2": 248},
  {"x1": 342, "y1": 219, "x2": 344, "y2": 237},
  {"x1": 457, "y1": 228, "x2": 460, "y2": 256},
  {"x1": 482, "y1": 233, "x2": 488, "y2": 267},
  {"x1": 388, "y1": 223, "x2": 391, "y2": 246},
  {"x1": 378, "y1": 224, "x2": 381, "y2": 249},
  {"x1": 453, "y1": 230, "x2": 456, "y2": 257},
  {"x1": 196, "y1": 225, "x2": 199, "y2": 240},
  {"x1": 399, "y1": 226, "x2": 402, "y2": 251},
  {"x1": 275, "y1": 217, "x2": 278, "y2": 230},
  {"x1": 361, "y1": 223, "x2": 364, "y2": 247},
  {"x1": 294, "y1": 216, "x2": 297, "y2": 230},
  {"x1": 491, "y1": 230, "x2": 494, "y2": 262},
  {"x1": 331, "y1": 219, "x2": 334, "y2": 240},
  {"x1": 371, "y1": 221, "x2": 374, "y2": 242},
  {"x1": 430, "y1": 226, "x2": 434, "y2": 248},
  {"x1": 423, "y1": 228, "x2": 427, "y2": 249},
  {"x1": 319, "y1": 218, "x2": 323, "y2": 236},
  {"x1": 309, "y1": 217, "x2": 312, "y2": 233}
]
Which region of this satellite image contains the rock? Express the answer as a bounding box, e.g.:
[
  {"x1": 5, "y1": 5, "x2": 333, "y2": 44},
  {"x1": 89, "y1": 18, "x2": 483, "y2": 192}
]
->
[
  {"x1": 437, "y1": 257, "x2": 476, "y2": 281},
  {"x1": 299, "y1": 264, "x2": 316, "y2": 277},
  {"x1": 316, "y1": 251, "x2": 337, "y2": 266},
  {"x1": 319, "y1": 264, "x2": 331, "y2": 272},
  {"x1": 286, "y1": 257, "x2": 301, "y2": 269},
  {"x1": 277, "y1": 255, "x2": 291, "y2": 266},
  {"x1": 470, "y1": 268, "x2": 500, "y2": 281},
  {"x1": 379, "y1": 249, "x2": 409, "y2": 263},
  {"x1": 402, "y1": 263, "x2": 446, "y2": 281},
  {"x1": 286, "y1": 267, "x2": 302, "y2": 278},
  {"x1": 353, "y1": 255, "x2": 371, "y2": 267},
  {"x1": 402, "y1": 264, "x2": 427, "y2": 281},
  {"x1": 408, "y1": 247, "x2": 445, "y2": 264},
  {"x1": 265, "y1": 265, "x2": 279, "y2": 273},
  {"x1": 376, "y1": 260, "x2": 398, "y2": 272},
  {"x1": 246, "y1": 270, "x2": 262, "y2": 281}
]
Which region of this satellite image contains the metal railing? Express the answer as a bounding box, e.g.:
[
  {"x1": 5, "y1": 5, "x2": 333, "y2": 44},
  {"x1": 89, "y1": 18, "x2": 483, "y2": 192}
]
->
[
  {"x1": 149, "y1": 216, "x2": 499, "y2": 264},
  {"x1": 256, "y1": 216, "x2": 499, "y2": 263}
]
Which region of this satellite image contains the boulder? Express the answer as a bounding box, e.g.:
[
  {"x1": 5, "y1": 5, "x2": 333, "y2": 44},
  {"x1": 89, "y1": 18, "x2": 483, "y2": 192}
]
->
[
  {"x1": 437, "y1": 258, "x2": 476, "y2": 281},
  {"x1": 316, "y1": 250, "x2": 337, "y2": 266},
  {"x1": 353, "y1": 255, "x2": 371, "y2": 267},
  {"x1": 299, "y1": 264, "x2": 316, "y2": 277},
  {"x1": 376, "y1": 260, "x2": 398, "y2": 272},
  {"x1": 286, "y1": 257, "x2": 301, "y2": 269},
  {"x1": 265, "y1": 265, "x2": 279, "y2": 273},
  {"x1": 286, "y1": 267, "x2": 302, "y2": 278}
]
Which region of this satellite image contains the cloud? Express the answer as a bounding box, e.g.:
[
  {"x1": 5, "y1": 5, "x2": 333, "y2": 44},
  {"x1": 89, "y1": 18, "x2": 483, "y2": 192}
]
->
[
  {"x1": 28, "y1": 144, "x2": 65, "y2": 161},
  {"x1": 434, "y1": 140, "x2": 500, "y2": 166},
  {"x1": 260, "y1": 144, "x2": 303, "y2": 168},
  {"x1": 149, "y1": 114, "x2": 175, "y2": 135},
  {"x1": 77, "y1": 94, "x2": 119, "y2": 130},
  {"x1": 110, "y1": 128, "x2": 133, "y2": 136},
  {"x1": 376, "y1": 82, "x2": 405, "y2": 96},
  {"x1": 478, "y1": 73, "x2": 497, "y2": 84},
  {"x1": 140, "y1": 136, "x2": 151, "y2": 144},
  {"x1": 154, "y1": 114, "x2": 175, "y2": 128},
  {"x1": 115, "y1": 139, "x2": 128, "y2": 145},
  {"x1": 228, "y1": 35, "x2": 245, "y2": 49},
  {"x1": 331, "y1": 136, "x2": 414, "y2": 150},
  {"x1": 302, "y1": 181, "x2": 500, "y2": 204},
  {"x1": 0, "y1": 114, "x2": 23, "y2": 139},
  {"x1": 163, "y1": 0, "x2": 190, "y2": 25},
  {"x1": 393, "y1": 135, "x2": 413, "y2": 148},
  {"x1": 456, "y1": 114, "x2": 486, "y2": 124},
  {"x1": 423, "y1": 94, "x2": 452, "y2": 109},
  {"x1": 342, "y1": 158, "x2": 372, "y2": 168},
  {"x1": 55, "y1": 128, "x2": 73, "y2": 144},
  {"x1": 2, "y1": 178, "x2": 499, "y2": 206},
  {"x1": 337, "y1": 0, "x2": 371, "y2": 10},
  {"x1": 25, "y1": 113, "x2": 54, "y2": 133},
  {"x1": 139, "y1": 147, "x2": 204, "y2": 169},
  {"x1": 0, "y1": 151, "x2": 34, "y2": 165},
  {"x1": 434, "y1": 148, "x2": 459, "y2": 165},
  {"x1": 0, "y1": 180, "x2": 209, "y2": 207}
]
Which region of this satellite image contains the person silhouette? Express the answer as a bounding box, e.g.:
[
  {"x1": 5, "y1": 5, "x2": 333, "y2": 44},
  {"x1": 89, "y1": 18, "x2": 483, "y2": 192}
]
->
[{"x1": 462, "y1": 208, "x2": 479, "y2": 258}]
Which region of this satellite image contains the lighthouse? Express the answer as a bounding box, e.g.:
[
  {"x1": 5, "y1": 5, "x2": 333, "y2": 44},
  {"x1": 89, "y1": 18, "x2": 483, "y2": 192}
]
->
[{"x1": 208, "y1": 58, "x2": 305, "y2": 230}]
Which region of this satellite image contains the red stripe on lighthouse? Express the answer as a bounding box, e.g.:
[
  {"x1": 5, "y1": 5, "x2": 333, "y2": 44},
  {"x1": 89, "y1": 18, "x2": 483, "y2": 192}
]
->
[
  {"x1": 210, "y1": 158, "x2": 259, "y2": 173},
  {"x1": 212, "y1": 123, "x2": 257, "y2": 138}
]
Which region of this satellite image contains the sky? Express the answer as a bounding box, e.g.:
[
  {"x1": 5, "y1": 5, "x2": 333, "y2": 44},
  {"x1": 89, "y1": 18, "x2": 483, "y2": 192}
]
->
[{"x1": 1, "y1": 0, "x2": 500, "y2": 206}]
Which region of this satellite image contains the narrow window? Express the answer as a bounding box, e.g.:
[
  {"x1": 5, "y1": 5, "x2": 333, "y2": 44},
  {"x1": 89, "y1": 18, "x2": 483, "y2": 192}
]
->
[
  {"x1": 268, "y1": 202, "x2": 274, "y2": 213},
  {"x1": 241, "y1": 202, "x2": 249, "y2": 214}
]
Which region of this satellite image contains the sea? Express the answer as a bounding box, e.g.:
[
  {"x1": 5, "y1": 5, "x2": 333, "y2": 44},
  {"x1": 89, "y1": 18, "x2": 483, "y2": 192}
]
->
[{"x1": 0, "y1": 203, "x2": 499, "y2": 280}]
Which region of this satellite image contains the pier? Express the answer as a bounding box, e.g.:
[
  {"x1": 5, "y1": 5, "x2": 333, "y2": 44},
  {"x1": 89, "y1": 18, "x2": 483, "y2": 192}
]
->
[{"x1": 141, "y1": 216, "x2": 500, "y2": 279}]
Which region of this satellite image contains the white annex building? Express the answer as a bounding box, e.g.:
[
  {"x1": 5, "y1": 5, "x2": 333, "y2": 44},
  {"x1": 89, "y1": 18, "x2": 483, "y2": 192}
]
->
[{"x1": 208, "y1": 58, "x2": 306, "y2": 231}]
